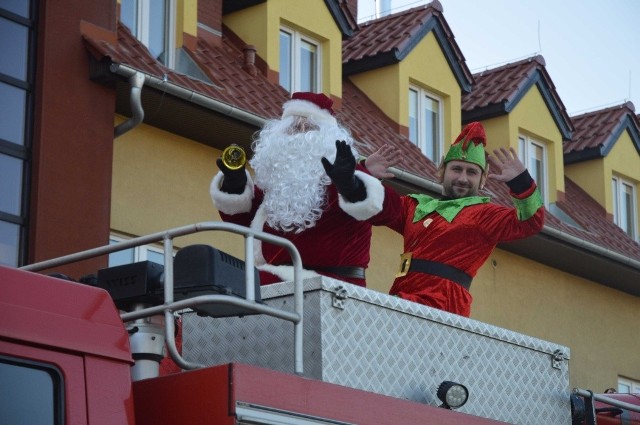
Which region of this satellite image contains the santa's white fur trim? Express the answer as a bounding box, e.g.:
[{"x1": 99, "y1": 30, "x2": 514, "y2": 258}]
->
[
  {"x1": 250, "y1": 204, "x2": 319, "y2": 282},
  {"x1": 210, "y1": 171, "x2": 254, "y2": 215},
  {"x1": 338, "y1": 171, "x2": 385, "y2": 220},
  {"x1": 257, "y1": 263, "x2": 320, "y2": 283},
  {"x1": 281, "y1": 99, "x2": 337, "y2": 126},
  {"x1": 250, "y1": 204, "x2": 268, "y2": 266}
]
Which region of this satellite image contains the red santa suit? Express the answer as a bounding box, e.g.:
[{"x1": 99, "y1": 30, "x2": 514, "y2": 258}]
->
[{"x1": 211, "y1": 166, "x2": 385, "y2": 287}]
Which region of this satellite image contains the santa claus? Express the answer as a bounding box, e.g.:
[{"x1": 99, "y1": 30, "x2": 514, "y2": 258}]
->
[{"x1": 210, "y1": 92, "x2": 394, "y2": 287}]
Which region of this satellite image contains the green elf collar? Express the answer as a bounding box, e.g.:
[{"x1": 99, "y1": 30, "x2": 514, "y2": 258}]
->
[{"x1": 409, "y1": 194, "x2": 490, "y2": 223}]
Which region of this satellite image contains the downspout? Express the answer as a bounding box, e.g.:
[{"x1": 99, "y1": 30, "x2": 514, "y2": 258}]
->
[
  {"x1": 109, "y1": 63, "x2": 266, "y2": 128},
  {"x1": 114, "y1": 71, "x2": 145, "y2": 138},
  {"x1": 385, "y1": 167, "x2": 640, "y2": 271}
]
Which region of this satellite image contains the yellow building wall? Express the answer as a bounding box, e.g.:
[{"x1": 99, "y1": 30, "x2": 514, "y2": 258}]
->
[
  {"x1": 179, "y1": 0, "x2": 198, "y2": 40},
  {"x1": 349, "y1": 31, "x2": 462, "y2": 142},
  {"x1": 478, "y1": 87, "x2": 565, "y2": 203},
  {"x1": 509, "y1": 86, "x2": 565, "y2": 200},
  {"x1": 603, "y1": 130, "x2": 640, "y2": 217},
  {"x1": 565, "y1": 159, "x2": 606, "y2": 207},
  {"x1": 349, "y1": 66, "x2": 402, "y2": 120},
  {"x1": 223, "y1": 0, "x2": 343, "y2": 99},
  {"x1": 367, "y1": 227, "x2": 403, "y2": 294},
  {"x1": 111, "y1": 118, "x2": 247, "y2": 259},
  {"x1": 470, "y1": 248, "x2": 640, "y2": 391},
  {"x1": 479, "y1": 114, "x2": 510, "y2": 153}
]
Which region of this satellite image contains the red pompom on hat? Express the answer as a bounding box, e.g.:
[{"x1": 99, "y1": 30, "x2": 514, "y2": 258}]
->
[
  {"x1": 281, "y1": 92, "x2": 337, "y2": 126},
  {"x1": 453, "y1": 121, "x2": 486, "y2": 150},
  {"x1": 444, "y1": 121, "x2": 488, "y2": 170}
]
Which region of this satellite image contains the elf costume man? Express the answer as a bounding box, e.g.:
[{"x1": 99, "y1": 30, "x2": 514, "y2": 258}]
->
[
  {"x1": 323, "y1": 121, "x2": 545, "y2": 317},
  {"x1": 210, "y1": 92, "x2": 393, "y2": 287}
]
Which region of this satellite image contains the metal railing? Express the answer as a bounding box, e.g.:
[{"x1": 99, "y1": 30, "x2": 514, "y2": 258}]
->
[
  {"x1": 20, "y1": 221, "x2": 305, "y2": 375},
  {"x1": 572, "y1": 388, "x2": 640, "y2": 424}
]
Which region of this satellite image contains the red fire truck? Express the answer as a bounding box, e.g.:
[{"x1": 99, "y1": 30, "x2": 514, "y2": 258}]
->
[{"x1": 1, "y1": 222, "x2": 638, "y2": 424}]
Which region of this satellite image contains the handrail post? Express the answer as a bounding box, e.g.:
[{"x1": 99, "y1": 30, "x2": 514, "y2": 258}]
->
[{"x1": 245, "y1": 234, "x2": 255, "y2": 302}]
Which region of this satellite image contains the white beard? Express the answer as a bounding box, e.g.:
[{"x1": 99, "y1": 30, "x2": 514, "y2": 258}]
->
[{"x1": 250, "y1": 116, "x2": 357, "y2": 233}]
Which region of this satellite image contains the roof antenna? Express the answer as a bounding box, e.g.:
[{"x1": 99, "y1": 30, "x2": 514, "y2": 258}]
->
[{"x1": 537, "y1": 20, "x2": 542, "y2": 54}]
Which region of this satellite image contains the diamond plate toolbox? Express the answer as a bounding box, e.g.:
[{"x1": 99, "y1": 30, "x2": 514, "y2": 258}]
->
[{"x1": 183, "y1": 277, "x2": 571, "y2": 424}]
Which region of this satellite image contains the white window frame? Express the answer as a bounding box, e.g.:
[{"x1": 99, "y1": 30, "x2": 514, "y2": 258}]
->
[
  {"x1": 279, "y1": 26, "x2": 322, "y2": 93},
  {"x1": 408, "y1": 86, "x2": 443, "y2": 161},
  {"x1": 618, "y1": 377, "x2": 640, "y2": 393},
  {"x1": 518, "y1": 135, "x2": 548, "y2": 206},
  {"x1": 121, "y1": 0, "x2": 176, "y2": 67},
  {"x1": 612, "y1": 175, "x2": 638, "y2": 240},
  {"x1": 108, "y1": 234, "x2": 170, "y2": 267}
]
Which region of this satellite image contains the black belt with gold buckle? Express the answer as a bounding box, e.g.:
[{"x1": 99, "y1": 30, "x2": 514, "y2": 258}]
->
[
  {"x1": 408, "y1": 259, "x2": 472, "y2": 290},
  {"x1": 310, "y1": 265, "x2": 366, "y2": 280}
]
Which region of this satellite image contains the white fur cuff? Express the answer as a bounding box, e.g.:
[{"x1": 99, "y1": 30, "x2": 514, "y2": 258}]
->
[
  {"x1": 338, "y1": 171, "x2": 385, "y2": 220},
  {"x1": 258, "y1": 263, "x2": 320, "y2": 283},
  {"x1": 210, "y1": 171, "x2": 254, "y2": 215}
]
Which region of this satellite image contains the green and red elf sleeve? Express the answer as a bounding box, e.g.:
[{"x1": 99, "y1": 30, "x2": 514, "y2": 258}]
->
[{"x1": 506, "y1": 170, "x2": 544, "y2": 221}]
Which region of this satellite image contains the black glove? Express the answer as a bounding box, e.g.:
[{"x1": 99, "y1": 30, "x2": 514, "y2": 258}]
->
[
  {"x1": 321, "y1": 140, "x2": 367, "y2": 202},
  {"x1": 216, "y1": 158, "x2": 247, "y2": 194}
]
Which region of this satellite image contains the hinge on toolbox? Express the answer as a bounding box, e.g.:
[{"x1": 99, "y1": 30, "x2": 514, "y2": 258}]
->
[
  {"x1": 551, "y1": 349, "x2": 567, "y2": 370},
  {"x1": 332, "y1": 286, "x2": 348, "y2": 309}
]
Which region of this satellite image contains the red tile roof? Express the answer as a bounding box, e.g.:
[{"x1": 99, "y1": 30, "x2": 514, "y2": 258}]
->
[
  {"x1": 557, "y1": 177, "x2": 640, "y2": 258},
  {"x1": 564, "y1": 101, "x2": 640, "y2": 162},
  {"x1": 462, "y1": 55, "x2": 573, "y2": 139},
  {"x1": 343, "y1": 1, "x2": 473, "y2": 91},
  {"x1": 84, "y1": 22, "x2": 289, "y2": 120}
]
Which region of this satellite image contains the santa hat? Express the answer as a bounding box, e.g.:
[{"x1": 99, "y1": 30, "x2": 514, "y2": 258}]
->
[
  {"x1": 281, "y1": 92, "x2": 337, "y2": 126},
  {"x1": 443, "y1": 121, "x2": 487, "y2": 170}
]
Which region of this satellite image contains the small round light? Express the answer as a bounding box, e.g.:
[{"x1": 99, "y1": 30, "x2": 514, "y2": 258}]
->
[{"x1": 437, "y1": 381, "x2": 469, "y2": 409}]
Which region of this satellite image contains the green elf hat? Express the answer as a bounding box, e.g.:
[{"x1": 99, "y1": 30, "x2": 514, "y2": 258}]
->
[{"x1": 443, "y1": 121, "x2": 487, "y2": 171}]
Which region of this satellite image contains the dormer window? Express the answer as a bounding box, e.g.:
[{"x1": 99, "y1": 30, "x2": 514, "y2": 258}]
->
[
  {"x1": 408, "y1": 86, "x2": 443, "y2": 161},
  {"x1": 518, "y1": 135, "x2": 547, "y2": 206},
  {"x1": 612, "y1": 176, "x2": 637, "y2": 240},
  {"x1": 121, "y1": 0, "x2": 176, "y2": 67},
  {"x1": 279, "y1": 27, "x2": 321, "y2": 93}
]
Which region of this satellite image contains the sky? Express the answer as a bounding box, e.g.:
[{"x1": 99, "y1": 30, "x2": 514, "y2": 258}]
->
[{"x1": 357, "y1": 0, "x2": 640, "y2": 116}]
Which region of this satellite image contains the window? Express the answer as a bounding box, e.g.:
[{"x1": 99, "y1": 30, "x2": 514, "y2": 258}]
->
[
  {"x1": 612, "y1": 176, "x2": 637, "y2": 240},
  {"x1": 518, "y1": 136, "x2": 547, "y2": 205},
  {"x1": 279, "y1": 27, "x2": 320, "y2": 93},
  {"x1": 109, "y1": 235, "x2": 168, "y2": 267},
  {"x1": 121, "y1": 0, "x2": 175, "y2": 67},
  {"x1": 0, "y1": 357, "x2": 63, "y2": 424},
  {"x1": 409, "y1": 87, "x2": 443, "y2": 161},
  {"x1": 0, "y1": 3, "x2": 35, "y2": 266},
  {"x1": 618, "y1": 377, "x2": 640, "y2": 393}
]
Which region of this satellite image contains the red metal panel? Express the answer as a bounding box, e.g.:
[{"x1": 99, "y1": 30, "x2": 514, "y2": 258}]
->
[
  {"x1": 133, "y1": 363, "x2": 510, "y2": 424},
  {"x1": 85, "y1": 356, "x2": 136, "y2": 425},
  {"x1": 229, "y1": 363, "x2": 508, "y2": 424},
  {"x1": 133, "y1": 365, "x2": 235, "y2": 425},
  {"x1": 0, "y1": 267, "x2": 132, "y2": 363}
]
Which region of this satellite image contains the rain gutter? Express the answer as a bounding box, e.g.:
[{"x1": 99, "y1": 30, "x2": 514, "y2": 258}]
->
[{"x1": 109, "y1": 63, "x2": 266, "y2": 136}]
